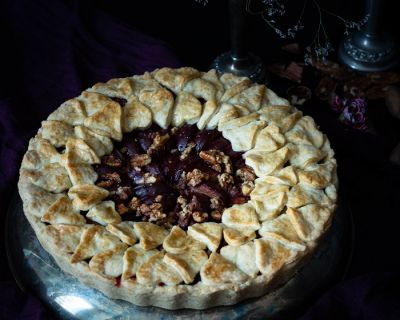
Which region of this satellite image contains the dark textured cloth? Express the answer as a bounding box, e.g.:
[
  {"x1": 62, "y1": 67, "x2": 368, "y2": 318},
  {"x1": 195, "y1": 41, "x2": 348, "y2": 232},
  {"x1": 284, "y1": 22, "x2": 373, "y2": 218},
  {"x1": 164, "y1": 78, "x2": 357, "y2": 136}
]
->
[
  {"x1": 1, "y1": 1, "x2": 400, "y2": 319},
  {"x1": 0, "y1": 1, "x2": 181, "y2": 319}
]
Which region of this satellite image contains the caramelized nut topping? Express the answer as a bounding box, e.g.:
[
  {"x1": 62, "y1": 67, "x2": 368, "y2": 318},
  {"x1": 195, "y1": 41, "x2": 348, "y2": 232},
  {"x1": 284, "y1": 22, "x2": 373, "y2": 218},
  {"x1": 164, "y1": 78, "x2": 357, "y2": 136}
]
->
[
  {"x1": 129, "y1": 197, "x2": 141, "y2": 210},
  {"x1": 186, "y1": 169, "x2": 209, "y2": 187},
  {"x1": 130, "y1": 154, "x2": 151, "y2": 168},
  {"x1": 148, "y1": 132, "x2": 170, "y2": 155},
  {"x1": 218, "y1": 173, "x2": 234, "y2": 190},
  {"x1": 199, "y1": 150, "x2": 232, "y2": 173},
  {"x1": 180, "y1": 142, "x2": 196, "y2": 160},
  {"x1": 103, "y1": 172, "x2": 121, "y2": 183},
  {"x1": 137, "y1": 203, "x2": 166, "y2": 222},
  {"x1": 136, "y1": 173, "x2": 158, "y2": 184},
  {"x1": 192, "y1": 211, "x2": 208, "y2": 223},
  {"x1": 102, "y1": 154, "x2": 122, "y2": 167},
  {"x1": 236, "y1": 166, "x2": 256, "y2": 182},
  {"x1": 116, "y1": 186, "x2": 132, "y2": 200}
]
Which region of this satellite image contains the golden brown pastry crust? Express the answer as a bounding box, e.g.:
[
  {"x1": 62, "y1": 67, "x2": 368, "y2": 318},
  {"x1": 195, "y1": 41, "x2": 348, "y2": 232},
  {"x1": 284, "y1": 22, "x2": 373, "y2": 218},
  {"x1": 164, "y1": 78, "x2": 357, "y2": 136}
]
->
[{"x1": 18, "y1": 67, "x2": 337, "y2": 309}]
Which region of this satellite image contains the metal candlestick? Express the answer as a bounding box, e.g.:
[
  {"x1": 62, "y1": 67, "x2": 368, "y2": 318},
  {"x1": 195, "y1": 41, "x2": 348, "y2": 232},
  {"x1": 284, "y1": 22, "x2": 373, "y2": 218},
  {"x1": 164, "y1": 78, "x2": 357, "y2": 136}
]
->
[
  {"x1": 338, "y1": 0, "x2": 399, "y2": 72},
  {"x1": 211, "y1": 0, "x2": 267, "y2": 83}
]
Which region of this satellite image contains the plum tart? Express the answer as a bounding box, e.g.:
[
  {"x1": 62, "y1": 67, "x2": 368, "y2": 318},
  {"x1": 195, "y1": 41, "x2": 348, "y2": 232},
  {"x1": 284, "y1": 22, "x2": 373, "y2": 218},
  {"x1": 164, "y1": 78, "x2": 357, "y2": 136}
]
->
[{"x1": 18, "y1": 67, "x2": 338, "y2": 309}]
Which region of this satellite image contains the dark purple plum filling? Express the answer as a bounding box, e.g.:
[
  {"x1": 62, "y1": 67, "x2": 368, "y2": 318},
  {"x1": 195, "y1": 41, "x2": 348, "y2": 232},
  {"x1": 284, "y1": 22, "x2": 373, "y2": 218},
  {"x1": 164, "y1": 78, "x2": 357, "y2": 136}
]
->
[{"x1": 93, "y1": 124, "x2": 252, "y2": 228}]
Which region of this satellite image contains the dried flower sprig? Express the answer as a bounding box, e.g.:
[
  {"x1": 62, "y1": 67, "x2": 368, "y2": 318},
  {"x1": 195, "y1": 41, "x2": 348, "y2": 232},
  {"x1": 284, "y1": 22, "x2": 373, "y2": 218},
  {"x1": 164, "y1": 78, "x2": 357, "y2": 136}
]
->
[
  {"x1": 247, "y1": 0, "x2": 369, "y2": 62},
  {"x1": 247, "y1": 0, "x2": 306, "y2": 39}
]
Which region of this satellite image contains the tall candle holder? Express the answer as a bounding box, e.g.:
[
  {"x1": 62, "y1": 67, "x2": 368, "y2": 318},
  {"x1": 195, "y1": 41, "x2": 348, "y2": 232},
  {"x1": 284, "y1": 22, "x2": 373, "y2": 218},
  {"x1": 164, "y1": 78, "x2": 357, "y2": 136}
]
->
[
  {"x1": 210, "y1": 0, "x2": 267, "y2": 83},
  {"x1": 338, "y1": 0, "x2": 399, "y2": 72}
]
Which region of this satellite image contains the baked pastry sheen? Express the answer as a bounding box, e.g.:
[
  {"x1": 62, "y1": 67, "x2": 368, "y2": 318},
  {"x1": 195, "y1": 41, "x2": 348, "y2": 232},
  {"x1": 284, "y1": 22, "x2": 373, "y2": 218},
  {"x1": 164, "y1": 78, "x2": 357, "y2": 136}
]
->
[{"x1": 18, "y1": 67, "x2": 338, "y2": 309}]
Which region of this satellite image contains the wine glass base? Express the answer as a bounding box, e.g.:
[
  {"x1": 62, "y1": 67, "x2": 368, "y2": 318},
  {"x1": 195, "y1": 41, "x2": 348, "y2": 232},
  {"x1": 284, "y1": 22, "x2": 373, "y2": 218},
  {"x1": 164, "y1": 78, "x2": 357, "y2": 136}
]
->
[{"x1": 210, "y1": 52, "x2": 267, "y2": 83}]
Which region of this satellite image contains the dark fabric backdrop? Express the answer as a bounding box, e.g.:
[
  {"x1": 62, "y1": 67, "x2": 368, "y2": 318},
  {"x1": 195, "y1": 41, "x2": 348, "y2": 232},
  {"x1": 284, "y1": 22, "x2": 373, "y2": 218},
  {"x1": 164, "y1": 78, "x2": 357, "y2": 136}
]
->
[{"x1": 1, "y1": 0, "x2": 400, "y2": 319}]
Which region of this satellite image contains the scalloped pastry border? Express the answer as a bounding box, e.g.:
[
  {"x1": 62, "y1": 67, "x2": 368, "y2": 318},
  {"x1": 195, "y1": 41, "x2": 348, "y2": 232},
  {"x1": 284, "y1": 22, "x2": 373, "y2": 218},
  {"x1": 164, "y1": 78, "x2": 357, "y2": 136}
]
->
[{"x1": 18, "y1": 67, "x2": 338, "y2": 310}]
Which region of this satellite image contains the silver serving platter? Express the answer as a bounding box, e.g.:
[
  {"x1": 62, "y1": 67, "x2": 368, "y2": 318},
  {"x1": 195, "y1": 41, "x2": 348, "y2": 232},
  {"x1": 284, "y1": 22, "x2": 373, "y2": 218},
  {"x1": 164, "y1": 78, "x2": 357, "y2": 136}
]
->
[{"x1": 6, "y1": 193, "x2": 353, "y2": 319}]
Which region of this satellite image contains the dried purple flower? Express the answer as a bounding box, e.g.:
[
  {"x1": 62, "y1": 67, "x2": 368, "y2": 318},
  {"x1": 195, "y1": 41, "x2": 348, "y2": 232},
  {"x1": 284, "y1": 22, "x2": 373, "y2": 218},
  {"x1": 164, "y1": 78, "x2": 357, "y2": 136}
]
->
[
  {"x1": 340, "y1": 97, "x2": 368, "y2": 130},
  {"x1": 330, "y1": 94, "x2": 347, "y2": 113}
]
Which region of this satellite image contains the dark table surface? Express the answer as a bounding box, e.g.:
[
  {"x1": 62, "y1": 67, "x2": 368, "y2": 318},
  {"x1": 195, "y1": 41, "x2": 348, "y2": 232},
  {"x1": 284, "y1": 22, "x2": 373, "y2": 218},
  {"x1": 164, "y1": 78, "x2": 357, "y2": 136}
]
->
[{"x1": 1, "y1": 1, "x2": 400, "y2": 319}]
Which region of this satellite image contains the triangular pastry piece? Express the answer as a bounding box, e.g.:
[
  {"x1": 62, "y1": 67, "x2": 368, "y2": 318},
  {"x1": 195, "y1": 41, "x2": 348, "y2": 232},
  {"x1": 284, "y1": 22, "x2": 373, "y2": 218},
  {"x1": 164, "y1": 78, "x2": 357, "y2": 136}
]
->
[
  {"x1": 22, "y1": 163, "x2": 72, "y2": 193},
  {"x1": 183, "y1": 77, "x2": 217, "y2": 101},
  {"x1": 64, "y1": 162, "x2": 98, "y2": 186},
  {"x1": 90, "y1": 77, "x2": 134, "y2": 99},
  {"x1": 250, "y1": 180, "x2": 289, "y2": 200},
  {"x1": 131, "y1": 72, "x2": 161, "y2": 96},
  {"x1": 122, "y1": 245, "x2": 158, "y2": 282},
  {"x1": 74, "y1": 125, "x2": 113, "y2": 158},
  {"x1": 258, "y1": 106, "x2": 301, "y2": 133},
  {"x1": 200, "y1": 252, "x2": 248, "y2": 285},
  {"x1": 201, "y1": 69, "x2": 225, "y2": 100},
  {"x1": 218, "y1": 112, "x2": 259, "y2": 131},
  {"x1": 260, "y1": 166, "x2": 298, "y2": 186},
  {"x1": 106, "y1": 221, "x2": 137, "y2": 246},
  {"x1": 71, "y1": 225, "x2": 123, "y2": 263},
  {"x1": 78, "y1": 91, "x2": 116, "y2": 116},
  {"x1": 41, "y1": 195, "x2": 85, "y2": 225},
  {"x1": 222, "y1": 120, "x2": 267, "y2": 152},
  {"x1": 245, "y1": 146, "x2": 290, "y2": 177},
  {"x1": 220, "y1": 242, "x2": 259, "y2": 277},
  {"x1": 89, "y1": 245, "x2": 127, "y2": 279},
  {"x1": 251, "y1": 191, "x2": 287, "y2": 221},
  {"x1": 221, "y1": 203, "x2": 260, "y2": 231},
  {"x1": 288, "y1": 143, "x2": 325, "y2": 169},
  {"x1": 28, "y1": 137, "x2": 60, "y2": 159},
  {"x1": 227, "y1": 84, "x2": 265, "y2": 112},
  {"x1": 46, "y1": 224, "x2": 89, "y2": 253},
  {"x1": 285, "y1": 116, "x2": 324, "y2": 148},
  {"x1": 220, "y1": 78, "x2": 252, "y2": 102},
  {"x1": 22, "y1": 138, "x2": 61, "y2": 170},
  {"x1": 277, "y1": 111, "x2": 303, "y2": 133},
  {"x1": 196, "y1": 100, "x2": 218, "y2": 130},
  {"x1": 139, "y1": 88, "x2": 174, "y2": 129},
  {"x1": 163, "y1": 226, "x2": 206, "y2": 254},
  {"x1": 86, "y1": 201, "x2": 122, "y2": 226},
  {"x1": 258, "y1": 214, "x2": 306, "y2": 251},
  {"x1": 48, "y1": 98, "x2": 87, "y2": 126},
  {"x1": 18, "y1": 182, "x2": 64, "y2": 218},
  {"x1": 187, "y1": 222, "x2": 222, "y2": 252},
  {"x1": 258, "y1": 105, "x2": 292, "y2": 122},
  {"x1": 253, "y1": 124, "x2": 286, "y2": 152},
  {"x1": 286, "y1": 204, "x2": 332, "y2": 242},
  {"x1": 83, "y1": 100, "x2": 122, "y2": 141},
  {"x1": 287, "y1": 183, "x2": 331, "y2": 208},
  {"x1": 163, "y1": 250, "x2": 208, "y2": 284},
  {"x1": 153, "y1": 67, "x2": 201, "y2": 93},
  {"x1": 136, "y1": 252, "x2": 182, "y2": 285},
  {"x1": 172, "y1": 92, "x2": 202, "y2": 126},
  {"x1": 63, "y1": 138, "x2": 100, "y2": 164},
  {"x1": 38, "y1": 120, "x2": 75, "y2": 147},
  {"x1": 122, "y1": 96, "x2": 152, "y2": 132},
  {"x1": 297, "y1": 159, "x2": 336, "y2": 189},
  {"x1": 254, "y1": 238, "x2": 300, "y2": 276},
  {"x1": 223, "y1": 228, "x2": 256, "y2": 246},
  {"x1": 134, "y1": 222, "x2": 169, "y2": 251},
  {"x1": 68, "y1": 184, "x2": 109, "y2": 211},
  {"x1": 206, "y1": 103, "x2": 238, "y2": 129}
]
